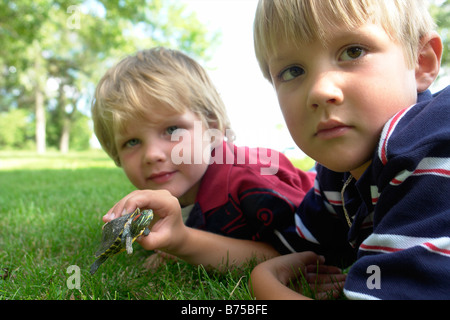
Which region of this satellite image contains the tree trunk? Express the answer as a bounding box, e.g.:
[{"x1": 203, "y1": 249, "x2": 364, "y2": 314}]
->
[
  {"x1": 34, "y1": 41, "x2": 46, "y2": 154},
  {"x1": 59, "y1": 117, "x2": 70, "y2": 154},
  {"x1": 35, "y1": 74, "x2": 46, "y2": 155}
]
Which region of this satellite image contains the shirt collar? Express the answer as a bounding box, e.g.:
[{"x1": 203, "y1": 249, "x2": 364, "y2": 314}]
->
[{"x1": 195, "y1": 141, "x2": 234, "y2": 212}]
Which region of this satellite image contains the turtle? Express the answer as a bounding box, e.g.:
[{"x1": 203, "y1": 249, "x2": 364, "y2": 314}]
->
[{"x1": 90, "y1": 208, "x2": 153, "y2": 275}]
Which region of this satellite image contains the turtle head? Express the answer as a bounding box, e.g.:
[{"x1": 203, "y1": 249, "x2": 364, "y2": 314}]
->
[{"x1": 130, "y1": 209, "x2": 153, "y2": 234}]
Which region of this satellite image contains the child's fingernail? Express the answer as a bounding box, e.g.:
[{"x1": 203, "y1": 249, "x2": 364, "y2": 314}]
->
[
  {"x1": 104, "y1": 212, "x2": 114, "y2": 221},
  {"x1": 121, "y1": 208, "x2": 127, "y2": 216}
]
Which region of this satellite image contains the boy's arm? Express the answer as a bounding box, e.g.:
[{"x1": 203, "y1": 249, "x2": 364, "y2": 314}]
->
[
  {"x1": 164, "y1": 227, "x2": 279, "y2": 270},
  {"x1": 344, "y1": 91, "x2": 450, "y2": 299},
  {"x1": 344, "y1": 184, "x2": 450, "y2": 299},
  {"x1": 250, "y1": 253, "x2": 315, "y2": 300},
  {"x1": 104, "y1": 189, "x2": 279, "y2": 270},
  {"x1": 250, "y1": 252, "x2": 346, "y2": 300},
  {"x1": 344, "y1": 170, "x2": 450, "y2": 299}
]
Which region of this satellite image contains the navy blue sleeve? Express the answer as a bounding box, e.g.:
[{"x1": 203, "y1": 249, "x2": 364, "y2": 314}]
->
[{"x1": 344, "y1": 87, "x2": 450, "y2": 299}]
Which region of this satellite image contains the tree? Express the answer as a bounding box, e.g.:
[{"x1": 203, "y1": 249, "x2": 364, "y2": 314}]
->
[
  {"x1": 0, "y1": 109, "x2": 34, "y2": 149},
  {"x1": 0, "y1": 0, "x2": 219, "y2": 153},
  {"x1": 430, "y1": 0, "x2": 450, "y2": 69},
  {"x1": 0, "y1": 0, "x2": 56, "y2": 153}
]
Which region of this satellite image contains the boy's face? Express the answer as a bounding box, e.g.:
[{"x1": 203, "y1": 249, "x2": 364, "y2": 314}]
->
[
  {"x1": 267, "y1": 23, "x2": 418, "y2": 179},
  {"x1": 115, "y1": 108, "x2": 212, "y2": 206}
]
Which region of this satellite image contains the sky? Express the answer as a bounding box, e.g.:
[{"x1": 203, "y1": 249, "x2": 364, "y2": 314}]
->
[{"x1": 179, "y1": 0, "x2": 302, "y2": 155}]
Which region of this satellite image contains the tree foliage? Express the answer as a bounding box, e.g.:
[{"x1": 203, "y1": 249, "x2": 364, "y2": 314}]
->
[
  {"x1": 0, "y1": 109, "x2": 34, "y2": 149},
  {"x1": 0, "y1": 0, "x2": 219, "y2": 152},
  {"x1": 430, "y1": 0, "x2": 450, "y2": 68},
  {"x1": 0, "y1": 1, "x2": 448, "y2": 152}
]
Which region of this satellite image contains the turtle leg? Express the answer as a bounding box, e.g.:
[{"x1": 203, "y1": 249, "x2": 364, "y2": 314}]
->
[
  {"x1": 123, "y1": 219, "x2": 134, "y2": 254},
  {"x1": 143, "y1": 227, "x2": 150, "y2": 237},
  {"x1": 125, "y1": 235, "x2": 133, "y2": 254},
  {"x1": 90, "y1": 255, "x2": 108, "y2": 275}
]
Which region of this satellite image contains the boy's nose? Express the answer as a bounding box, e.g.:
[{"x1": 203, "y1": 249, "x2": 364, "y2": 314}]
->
[
  {"x1": 143, "y1": 143, "x2": 167, "y2": 164},
  {"x1": 308, "y1": 73, "x2": 344, "y2": 109}
]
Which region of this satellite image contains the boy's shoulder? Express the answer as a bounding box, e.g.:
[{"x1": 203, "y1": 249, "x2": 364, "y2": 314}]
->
[
  {"x1": 209, "y1": 141, "x2": 314, "y2": 184},
  {"x1": 197, "y1": 142, "x2": 315, "y2": 212},
  {"x1": 229, "y1": 144, "x2": 316, "y2": 192},
  {"x1": 377, "y1": 86, "x2": 450, "y2": 167}
]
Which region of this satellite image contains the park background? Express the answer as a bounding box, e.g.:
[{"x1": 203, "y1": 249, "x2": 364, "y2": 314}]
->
[
  {"x1": 1, "y1": 0, "x2": 448, "y2": 157},
  {"x1": 0, "y1": 0, "x2": 449, "y2": 300}
]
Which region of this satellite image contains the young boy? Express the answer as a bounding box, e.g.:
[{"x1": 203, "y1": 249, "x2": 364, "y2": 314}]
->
[
  {"x1": 92, "y1": 47, "x2": 319, "y2": 269},
  {"x1": 250, "y1": 0, "x2": 450, "y2": 299}
]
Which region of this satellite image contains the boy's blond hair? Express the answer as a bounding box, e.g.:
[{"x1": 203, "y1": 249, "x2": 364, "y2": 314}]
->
[
  {"x1": 92, "y1": 47, "x2": 232, "y2": 166},
  {"x1": 254, "y1": 0, "x2": 436, "y2": 81}
]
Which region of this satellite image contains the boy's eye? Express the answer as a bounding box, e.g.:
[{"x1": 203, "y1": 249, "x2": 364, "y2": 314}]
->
[
  {"x1": 340, "y1": 46, "x2": 366, "y2": 61},
  {"x1": 278, "y1": 66, "x2": 305, "y2": 82},
  {"x1": 125, "y1": 138, "x2": 140, "y2": 148},
  {"x1": 166, "y1": 126, "x2": 180, "y2": 135}
]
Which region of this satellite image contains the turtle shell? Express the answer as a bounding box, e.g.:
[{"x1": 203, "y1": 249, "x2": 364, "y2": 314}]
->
[
  {"x1": 95, "y1": 212, "x2": 133, "y2": 257},
  {"x1": 90, "y1": 208, "x2": 153, "y2": 275}
]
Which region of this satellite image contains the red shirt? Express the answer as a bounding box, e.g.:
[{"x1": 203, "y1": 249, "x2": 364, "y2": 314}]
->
[{"x1": 185, "y1": 142, "x2": 315, "y2": 254}]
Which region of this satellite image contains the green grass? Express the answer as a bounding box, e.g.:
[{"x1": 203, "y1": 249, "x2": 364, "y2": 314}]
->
[
  {"x1": 0, "y1": 150, "x2": 259, "y2": 300},
  {"x1": 289, "y1": 157, "x2": 316, "y2": 172},
  {"x1": 0, "y1": 150, "x2": 315, "y2": 300}
]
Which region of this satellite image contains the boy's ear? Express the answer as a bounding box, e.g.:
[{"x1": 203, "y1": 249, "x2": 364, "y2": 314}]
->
[{"x1": 415, "y1": 31, "x2": 443, "y2": 92}]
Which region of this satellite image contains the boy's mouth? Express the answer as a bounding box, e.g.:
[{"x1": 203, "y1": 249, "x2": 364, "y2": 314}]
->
[
  {"x1": 147, "y1": 171, "x2": 177, "y2": 184},
  {"x1": 315, "y1": 120, "x2": 353, "y2": 140}
]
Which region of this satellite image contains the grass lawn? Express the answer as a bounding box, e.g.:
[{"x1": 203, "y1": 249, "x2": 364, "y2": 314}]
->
[{"x1": 0, "y1": 150, "x2": 316, "y2": 300}]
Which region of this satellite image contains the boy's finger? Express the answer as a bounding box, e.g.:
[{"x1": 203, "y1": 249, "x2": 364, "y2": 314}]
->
[
  {"x1": 306, "y1": 264, "x2": 343, "y2": 274},
  {"x1": 102, "y1": 207, "x2": 125, "y2": 222},
  {"x1": 102, "y1": 191, "x2": 139, "y2": 222},
  {"x1": 122, "y1": 190, "x2": 180, "y2": 219},
  {"x1": 101, "y1": 190, "x2": 179, "y2": 224}
]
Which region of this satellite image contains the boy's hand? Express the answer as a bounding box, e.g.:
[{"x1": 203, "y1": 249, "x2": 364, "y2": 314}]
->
[
  {"x1": 301, "y1": 257, "x2": 346, "y2": 299},
  {"x1": 102, "y1": 190, "x2": 279, "y2": 269},
  {"x1": 103, "y1": 189, "x2": 186, "y2": 254},
  {"x1": 250, "y1": 252, "x2": 346, "y2": 300}
]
